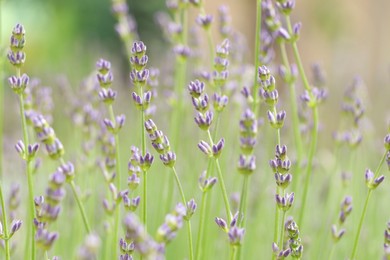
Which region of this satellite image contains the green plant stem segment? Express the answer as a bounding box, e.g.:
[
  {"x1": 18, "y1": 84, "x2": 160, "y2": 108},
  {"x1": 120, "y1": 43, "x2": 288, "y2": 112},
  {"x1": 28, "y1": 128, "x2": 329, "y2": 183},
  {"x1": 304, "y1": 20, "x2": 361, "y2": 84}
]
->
[
  {"x1": 59, "y1": 158, "x2": 91, "y2": 233},
  {"x1": 278, "y1": 42, "x2": 303, "y2": 172},
  {"x1": 284, "y1": 15, "x2": 320, "y2": 228},
  {"x1": 252, "y1": 0, "x2": 262, "y2": 117},
  {"x1": 107, "y1": 104, "x2": 121, "y2": 259},
  {"x1": 350, "y1": 151, "x2": 387, "y2": 259},
  {"x1": 17, "y1": 75, "x2": 36, "y2": 260},
  {"x1": 207, "y1": 130, "x2": 232, "y2": 222},
  {"x1": 298, "y1": 106, "x2": 319, "y2": 227},
  {"x1": 0, "y1": 182, "x2": 10, "y2": 260},
  {"x1": 172, "y1": 167, "x2": 193, "y2": 260}
]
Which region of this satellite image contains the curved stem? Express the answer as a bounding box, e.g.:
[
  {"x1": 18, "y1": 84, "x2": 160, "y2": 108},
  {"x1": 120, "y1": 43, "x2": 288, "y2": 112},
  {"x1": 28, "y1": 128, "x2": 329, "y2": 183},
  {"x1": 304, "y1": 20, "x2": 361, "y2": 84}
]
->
[
  {"x1": 230, "y1": 245, "x2": 238, "y2": 260},
  {"x1": 69, "y1": 180, "x2": 91, "y2": 233},
  {"x1": 172, "y1": 167, "x2": 193, "y2": 260},
  {"x1": 350, "y1": 151, "x2": 387, "y2": 259}
]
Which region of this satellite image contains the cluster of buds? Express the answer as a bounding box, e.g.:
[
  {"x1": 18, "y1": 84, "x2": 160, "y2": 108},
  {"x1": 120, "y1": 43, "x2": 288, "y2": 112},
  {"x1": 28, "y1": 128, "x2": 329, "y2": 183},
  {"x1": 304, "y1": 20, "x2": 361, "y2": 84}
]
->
[
  {"x1": 196, "y1": 13, "x2": 213, "y2": 30},
  {"x1": 333, "y1": 77, "x2": 365, "y2": 148},
  {"x1": 270, "y1": 145, "x2": 293, "y2": 189},
  {"x1": 285, "y1": 218, "x2": 303, "y2": 258},
  {"x1": 215, "y1": 212, "x2": 245, "y2": 246},
  {"x1": 258, "y1": 66, "x2": 286, "y2": 129},
  {"x1": 8, "y1": 24, "x2": 26, "y2": 68},
  {"x1": 237, "y1": 109, "x2": 257, "y2": 175},
  {"x1": 111, "y1": 0, "x2": 138, "y2": 48},
  {"x1": 198, "y1": 171, "x2": 217, "y2": 193},
  {"x1": 77, "y1": 233, "x2": 101, "y2": 260},
  {"x1": 30, "y1": 113, "x2": 65, "y2": 160},
  {"x1": 130, "y1": 41, "x2": 154, "y2": 112},
  {"x1": 8, "y1": 184, "x2": 21, "y2": 220},
  {"x1": 213, "y1": 39, "x2": 230, "y2": 89},
  {"x1": 300, "y1": 86, "x2": 327, "y2": 108},
  {"x1": 365, "y1": 168, "x2": 385, "y2": 190},
  {"x1": 123, "y1": 213, "x2": 164, "y2": 259},
  {"x1": 156, "y1": 203, "x2": 186, "y2": 244},
  {"x1": 331, "y1": 196, "x2": 353, "y2": 242},
  {"x1": 384, "y1": 221, "x2": 390, "y2": 259},
  {"x1": 187, "y1": 80, "x2": 226, "y2": 158},
  {"x1": 102, "y1": 183, "x2": 127, "y2": 215},
  {"x1": 145, "y1": 119, "x2": 176, "y2": 167},
  {"x1": 0, "y1": 219, "x2": 23, "y2": 243},
  {"x1": 218, "y1": 5, "x2": 232, "y2": 38}
]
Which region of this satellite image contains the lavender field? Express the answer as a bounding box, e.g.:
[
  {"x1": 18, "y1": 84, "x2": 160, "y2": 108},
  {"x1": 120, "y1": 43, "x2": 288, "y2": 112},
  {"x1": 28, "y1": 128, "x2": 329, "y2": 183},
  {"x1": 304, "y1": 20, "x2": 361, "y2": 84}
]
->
[{"x1": 1, "y1": 0, "x2": 390, "y2": 259}]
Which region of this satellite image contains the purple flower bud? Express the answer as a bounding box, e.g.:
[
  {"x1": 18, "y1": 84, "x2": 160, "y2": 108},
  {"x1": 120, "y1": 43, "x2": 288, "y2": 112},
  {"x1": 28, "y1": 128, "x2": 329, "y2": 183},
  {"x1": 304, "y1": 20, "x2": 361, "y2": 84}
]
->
[
  {"x1": 7, "y1": 50, "x2": 26, "y2": 67},
  {"x1": 10, "y1": 219, "x2": 22, "y2": 237},
  {"x1": 8, "y1": 74, "x2": 29, "y2": 94},
  {"x1": 215, "y1": 217, "x2": 228, "y2": 232},
  {"x1": 128, "y1": 173, "x2": 140, "y2": 190},
  {"x1": 261, "y1": 89, "x2": 279, "y2": 107},
  {"x1": 188, "y1": 80, "x2": 205, "y2": 98},
  {"x1": 384, "y1": 134, "x2": 390, "y2": 151},
  {"x1": 96, "y1": 59, "x2": 111, "y2": 74},
  {"x1": 173, "y1": 45, "x2": 191, "y2": 58},
  {"x1": 97, "y1": 71, "x2": 114, "y2": 87},
  {"x1": 212, "y1": 138, "x2": 225, "y2": 158},
  {"x1": 237, "y1": 154, "x2": 256, "y2": 175},
  {"x1": 45, "y1": 138, "x2": 65, "y2": 160},
  {"x1": 185, "y1": 199, "x2": 197, "y2": 220},
  {"x1": 213, "y1": 93, "x2": 229, "y2": 112},
  {"x1": 159, "y1": 151, "x2": 176, "y2": 168},
  {"x1": 258, "y1": 65, "x2": 270, "y2": 81},
  {"x1": 131, "y1": 41, "x2": 147, "y2": 55},
  {"x1": 194, "y1": 111, "x2": 213, "y2": 131},
  {"x1": 198, "y1": 140, "x2": 212, "y2": 157},
  {"x1": 99, "y1": 88, "x2": 117, "y2": 103},
  {"x1": 196, "y1": 14, "x2": 213, "y2": 28},
  {"x1": 331, "y1": 225, "x2": 345, "y2": 242},
  {"x1": 228, "y1": 226, "x2": 245, "y2": 245},
  {"x1": 192, "y1": 94, "x2": 209, "y2": 113},
  {"x1": 15, "y1": 140, "x2": 25, "y2": 158},
  {"x1": 144, "y1": 119, "x2": 157, "y2": 134}
]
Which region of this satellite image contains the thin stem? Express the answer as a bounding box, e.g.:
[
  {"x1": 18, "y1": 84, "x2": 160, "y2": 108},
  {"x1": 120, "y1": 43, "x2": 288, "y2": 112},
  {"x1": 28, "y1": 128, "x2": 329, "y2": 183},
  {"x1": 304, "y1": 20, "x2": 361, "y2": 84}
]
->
[
  {"x1": 350, "y1": 151, "x2": 387, "y2": 259},
  {"x1": 252, "y1": 0, "x2": 263, "y2": 117},
  {"x1": 298, "y1": 106, "x2": 319, "y2": 227},
  {"x1": 284, "y1": 15, "x2": 320, "y2": 228},
  {"x1": 238, "y1": 175, "x2": 249, "y2": 227},
  {"x1": 0, "y1": 183, "x2": 10, "y2": 260},
  {"x1": 69, "y1": 180, "x2": 91, "y2": 233},
  {"x1": 215, "y1": 158, "x2": 232, "y2": 223},
  {"x1": 172, "y1": 167, "x2": 193, "y2": 260},
  {"x1": 195, "y1": 158, "x2": 214, "y2": 260},
  {"x1": 278, "y1": 42, "x2": 303, "y2": 174},
  {"x1": 107, "y1": 104, "x2": 121, "y2": 259},
  {"x1": 18, "y1": 90, "x2": 36, "y2": 260},
  {"x1": 278, "y1": 208, "x2": 287, "y2": 249},
  {"x1": 207, "y1": 130, "x2": 232, "y2": 222},
  {"x1": 230, "y1": 245, "x2": 238, "y2": 260}
]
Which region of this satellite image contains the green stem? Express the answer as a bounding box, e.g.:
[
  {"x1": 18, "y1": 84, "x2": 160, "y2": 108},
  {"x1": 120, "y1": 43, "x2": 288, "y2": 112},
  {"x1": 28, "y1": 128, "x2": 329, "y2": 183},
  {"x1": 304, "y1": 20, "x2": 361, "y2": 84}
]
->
[
  {"x1": 236, "y1": 175, "x2": 249, "y2": 260},
  {"x1": 350, "y1": 151, "x2": 387, "y2": 259},
  {"x1": 18, "y1": 91, "x2": 36, "y2": 260},
  {"x1": 195, "y1": 158, "x2": 214, "y2": 260},
  {"x1": 172, "y1": 167, "x2": 193, "y2": 260},
  {"x1": 278, "y1": 42, "x2": 303, "y2": 176},
  {"x1": 278, "y1": 208, "x2": 287, "y2": 249},
  {"x1": 230, "y1": 245, "x2": 238, "y2": 260},
  {"x1": 298, "y1": 106, "x2": 319, "y2": 227},
  {"x1": 0, "y1": 183, "x2": 10, "y2": 260},
  {"x1": 107, "y1": 104, "x2": 121, "y2": 259},
  {"x1": 207, "y1": 130, "x2": 232, "y2": 222},
  {"x1": 252, "y1": 0, "x2": 263, "y2": 117},
  {"x1": 284, "y1": 16, "x2": 320, "y2": 228},
  {"x1": 69, "y1": 180, "x2": 91, "y2": 233}
]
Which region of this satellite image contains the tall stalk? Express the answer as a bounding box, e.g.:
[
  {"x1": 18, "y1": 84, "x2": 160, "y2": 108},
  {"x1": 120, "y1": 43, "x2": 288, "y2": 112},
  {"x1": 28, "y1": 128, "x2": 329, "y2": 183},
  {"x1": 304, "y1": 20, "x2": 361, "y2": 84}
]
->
[{"x1": 350, "y1": 151, "x2": 387, "y2": 259}]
